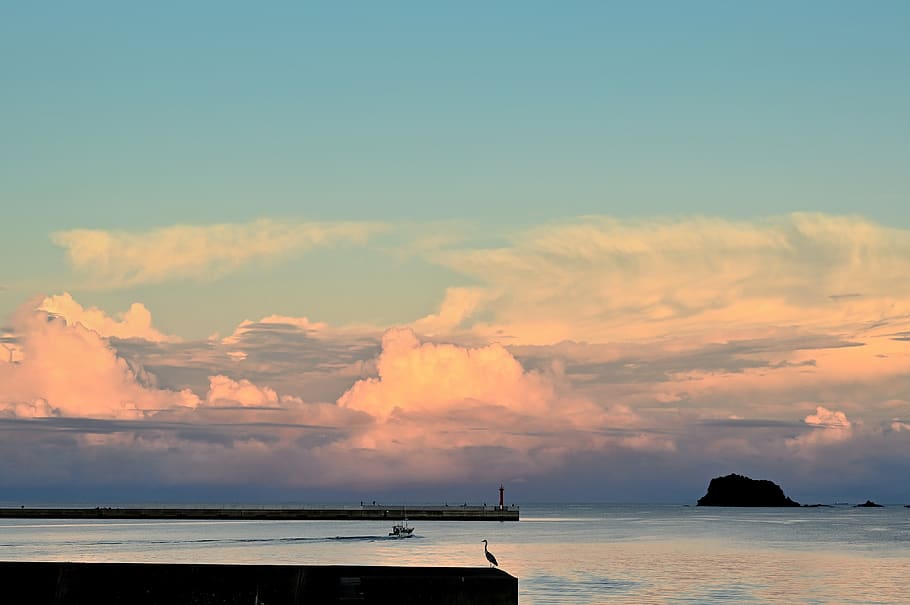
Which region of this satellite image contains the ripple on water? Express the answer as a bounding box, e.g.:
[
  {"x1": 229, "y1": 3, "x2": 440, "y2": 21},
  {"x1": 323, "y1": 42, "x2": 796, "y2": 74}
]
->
[{"x1": 522, "y1": 574, "x2": 639, "y2": 605}]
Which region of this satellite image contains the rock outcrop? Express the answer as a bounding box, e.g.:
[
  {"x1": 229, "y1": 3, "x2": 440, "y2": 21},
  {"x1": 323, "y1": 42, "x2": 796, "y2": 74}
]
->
[
  {"x1": 696, "y1": 473, "x2": 800, "y2": 507},
  {"x1": 855, "y1": 500, "x2": 883, "y2": 507}
]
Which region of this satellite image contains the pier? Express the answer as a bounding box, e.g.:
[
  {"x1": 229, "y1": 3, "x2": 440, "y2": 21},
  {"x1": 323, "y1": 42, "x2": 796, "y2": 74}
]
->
[
  {"x1": 0, "y1": 504, "x2": 519, "y2": 521},
  {"x1": 0, "y1": 562, "x2": 517, "y2": 604}
]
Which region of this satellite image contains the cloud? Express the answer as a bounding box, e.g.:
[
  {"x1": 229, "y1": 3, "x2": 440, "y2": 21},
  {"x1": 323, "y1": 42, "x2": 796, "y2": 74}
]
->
[
  {"x1": 0, "y1": 297, "x2": 665, "y2": 486},
  {"x1": 804, "y1": 406, "x2": 852, "y2": 429},
  {"x1": 428, "y1": 213, "x2": 910, "y2": 345},
  {"x1": 400, "y1": 213, "x2": 910, "y2": 461},
  {"x1": 52, "y1": 219, "x2": 383, "y2": 287},
  {"x1": 339, "y1": 327, "x2": 557, "y2": 419},
  {"x1": 211, "y1": 313, "x2": 380, "y2": 403},
  {"x1": 7, "y1": 212, "x2": 910, "y2": 497},
  {"x1": 221, "y1": 315, "x2": 331, "y2": 346},
  {"x1": 1, "y1": 300, "x2": 668, "y2": 488},
  {"x1": 39, "y1": 292, "x2": 176, "y2": 342},
  {"x1": 787, "y1": 406, "x2": 854, "y2": 450},
  {"x1": 0, "y1": 302, "x2": 198, "y2": 419},
  {"x1": 334, "y1": 327, "x2": 663, "y2": 483},
  {"x1": 0, "y1": 300, "x2": 368, "y2": 487},
  {"x1": 204, "y1": 375, "x2": 281, "y2": 407},
  {"x1": 411, "y1": 287, "x2": 484, "y2": 336}
]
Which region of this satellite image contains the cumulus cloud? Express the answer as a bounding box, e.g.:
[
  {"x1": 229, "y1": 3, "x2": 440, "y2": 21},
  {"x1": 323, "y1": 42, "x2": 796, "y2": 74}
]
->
[
  {"x1": 786, "y1": 406, "x2": 854, "y2": 451},
  {"x1": 52, "y1": 219, "x2": 383, "y2": 287},
  {"x1": 7, "y1": 213, "x2": 910, "y2": 497},
  {"x1": 339, "y1": 327, "x2": 558, "y2": 419},
  {"x1": 204, "y1": 375, "x2": 281, "y2": 407},
  {"x1": 0, "y1": 302, "x2": 198, "y2": 419},
  {"x1": 0, "y1": 298, "x2": 669, "y2": 488},
  {"x1": 39, "y1": 292, "x2": 176, "y2": 342},
  {"x1": 209, "y1": 313, "x2": 380, "y2": 403},
  {"x1": 334, "y1": 327, "x2": 663, "y2": 482},
  {"x1": 0, "y1": 299, "x2": 367, "y2": 488},
  {"x1": 804, "y1": 406, "x2": 852, "y2": 429},
  {"x1": 402, "y1": 213, "x2": 910, "y2": 456}
]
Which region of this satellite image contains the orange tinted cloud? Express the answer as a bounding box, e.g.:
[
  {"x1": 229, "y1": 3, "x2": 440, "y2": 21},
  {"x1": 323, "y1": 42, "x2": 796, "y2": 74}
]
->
[
  {"x1": 428, "y1": 213, "x2": 910, "y2": 345},
  {"x1": 39, "y1": 292, "x2": 176, "y2": 342},
  {"x1": 334, "y1": 328, "x2": 664, "y2": 482},
  {"x1": 11, "y1": 208, "x2": 910, "y2": 496},
  {"x1": 339, "y1": 327, "x2": 556, "y2": 418},
  {"x1": 804, "y1": 406, "x2": 851, "y2": 429},
  {"x1": 411, "y1": 287, "x2": 484, "y2": 336},
  {"x1": 0, "y1": 302, "x2": 197, "y2": 419},
  {"x1": 204, "y1": 375, "x2": 281, "y2": 407},
  {"x1": 52, "y1": 219, "x2": 383, "y2": 287},
  {"x1": 2, "y1": 297, "x2": 662, "y2": 487},
  {"x1": 221, "y1": 314, "x2": 330, "y2": 345},
  {"x1": 786, "y1": 406, "x2": 854, "y2": 451}
]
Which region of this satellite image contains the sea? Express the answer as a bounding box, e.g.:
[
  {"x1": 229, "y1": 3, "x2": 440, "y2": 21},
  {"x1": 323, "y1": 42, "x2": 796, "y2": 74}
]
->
[{"x1": 2, "y1": 503, "x2": 908, "y2": 604}]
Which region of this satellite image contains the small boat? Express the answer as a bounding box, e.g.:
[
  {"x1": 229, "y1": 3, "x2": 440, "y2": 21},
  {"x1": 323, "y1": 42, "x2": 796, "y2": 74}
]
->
[{"x1": 388, "y1": 519, "x2": 414, "y2": 538}]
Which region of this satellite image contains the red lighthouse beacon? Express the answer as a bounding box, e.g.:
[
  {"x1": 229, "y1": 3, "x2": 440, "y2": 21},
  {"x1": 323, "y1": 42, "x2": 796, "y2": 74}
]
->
[{"x1": 498, "y1": 483, "x2": 504, "y2": 511}]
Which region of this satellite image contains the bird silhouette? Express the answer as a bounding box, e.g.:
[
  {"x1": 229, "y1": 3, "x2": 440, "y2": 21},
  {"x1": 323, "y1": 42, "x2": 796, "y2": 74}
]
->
[{"x1": 481, "y1": 539, "x2": 498, "y2": 568}]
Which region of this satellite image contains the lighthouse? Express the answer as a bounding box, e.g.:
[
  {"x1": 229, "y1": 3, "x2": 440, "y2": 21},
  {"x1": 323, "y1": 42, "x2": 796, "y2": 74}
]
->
[{"x1": 499, "y1": 484, "x2": 504, "y2": 511}]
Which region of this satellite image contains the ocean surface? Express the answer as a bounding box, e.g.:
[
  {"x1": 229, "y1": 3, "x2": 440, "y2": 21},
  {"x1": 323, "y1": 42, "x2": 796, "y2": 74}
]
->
[{"x1": 2, "y1": 503, "x2": 908, "y2": 604}]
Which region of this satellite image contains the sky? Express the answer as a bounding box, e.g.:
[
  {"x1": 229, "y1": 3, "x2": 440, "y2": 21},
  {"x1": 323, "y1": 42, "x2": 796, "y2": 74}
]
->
[{"x1": 2, "y1": 1, "x2": 910, "y2": 504}]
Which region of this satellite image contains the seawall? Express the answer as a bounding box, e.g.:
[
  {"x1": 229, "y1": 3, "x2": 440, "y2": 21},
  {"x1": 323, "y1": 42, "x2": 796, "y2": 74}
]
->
[
  {"x1": 0, "y1": 505, "x2": 519, "y2": 521},
  {"x1": 0, "y1": 562, "x2": 517, "y2": 604}
]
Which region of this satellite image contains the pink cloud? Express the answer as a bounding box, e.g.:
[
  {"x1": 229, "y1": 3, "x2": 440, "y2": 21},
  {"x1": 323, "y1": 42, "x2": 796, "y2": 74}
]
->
[
  {"x1": 204, "y1": 375, "x2": 281, "y2": 407},
  {"x1": 332, "y1": 327, "x2": 663, "y2": 483},
  {"x1": 39, "y1": 292, "x2": 176, "y2": 342},
  {"x1": 339, "y1": 327, "x2": 556, "y2": 418},
  {"x1": 6, "y1": 242, "x2": 910, "y2": 495},
  {"x1": 804, "y1": 406, "x2": 852, "y2": 429},
  {"x1": 0, "y1": 301, "x2": 198, "y2": 419},
  {"x1": 787, "y1": 406, "x2": 854, "y2": 451}
]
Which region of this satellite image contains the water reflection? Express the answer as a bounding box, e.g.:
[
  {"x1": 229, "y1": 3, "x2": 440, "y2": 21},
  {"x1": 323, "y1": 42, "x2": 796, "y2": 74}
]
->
[{"x1": 1, "y1": 506, "x2": 909, "y2": 604}]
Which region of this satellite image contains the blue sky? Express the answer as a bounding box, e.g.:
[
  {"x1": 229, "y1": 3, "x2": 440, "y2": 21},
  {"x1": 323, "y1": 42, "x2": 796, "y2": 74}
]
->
[
  {"x1": 4, "y1": 2, "x2": 908, "y2": 223},
  {"x1": 2, "y1": 2, "x2": 910, "y2": 502}
]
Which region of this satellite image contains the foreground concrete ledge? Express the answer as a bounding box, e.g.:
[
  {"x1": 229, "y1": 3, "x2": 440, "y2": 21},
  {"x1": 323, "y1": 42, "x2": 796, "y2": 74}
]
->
[
  {"x1": 0, "y1": 561, "x2": 518, "y2": 604},
  {"x1": 0, "y1": 506, "x2": 519, "y2": 521}
]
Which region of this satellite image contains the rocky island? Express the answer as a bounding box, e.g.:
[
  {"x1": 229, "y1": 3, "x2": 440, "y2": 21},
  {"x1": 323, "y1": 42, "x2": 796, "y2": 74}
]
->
[
  {"x1": 855, "y1": 500, "x2": 883, "y2": 508},
  {"x1": 697, "y1": 473, "x2": 801, "y2": 507}
]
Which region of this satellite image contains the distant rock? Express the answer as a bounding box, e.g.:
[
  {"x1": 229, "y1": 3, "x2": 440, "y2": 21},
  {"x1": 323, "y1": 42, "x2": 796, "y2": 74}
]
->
[
  {"x1": 855, "y1": 500, "x2": 883, "y2": 508},
  {"x1": 696, "y1": 473, "x2": 800, "y2": 507}
]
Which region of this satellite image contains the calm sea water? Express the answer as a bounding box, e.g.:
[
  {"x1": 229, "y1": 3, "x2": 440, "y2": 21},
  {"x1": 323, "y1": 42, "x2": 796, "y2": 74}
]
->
[{"x1": 1, "y1": 503, "x2": 908, "y2": 604}]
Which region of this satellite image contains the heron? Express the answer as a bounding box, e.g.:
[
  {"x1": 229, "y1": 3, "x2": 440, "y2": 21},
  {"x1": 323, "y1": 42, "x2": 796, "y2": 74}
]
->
[{"x1": 481, "y1": 539, "x2": 498, "y2": 568}]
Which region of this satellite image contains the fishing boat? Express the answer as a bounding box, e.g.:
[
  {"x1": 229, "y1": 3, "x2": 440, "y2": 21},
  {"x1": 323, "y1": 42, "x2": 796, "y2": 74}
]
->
[{"x1": 388, "y1": 519, "x2": 414, "y2": 538}]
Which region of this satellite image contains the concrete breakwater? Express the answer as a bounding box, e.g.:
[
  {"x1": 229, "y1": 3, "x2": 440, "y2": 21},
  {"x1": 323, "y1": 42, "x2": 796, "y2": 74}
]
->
[
  {"x1": 0, "y1": 561, "x2": 518, "y2": 604},
  {"x1": 0, "y1": 504, "x2": 519, "y2": 521}
]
